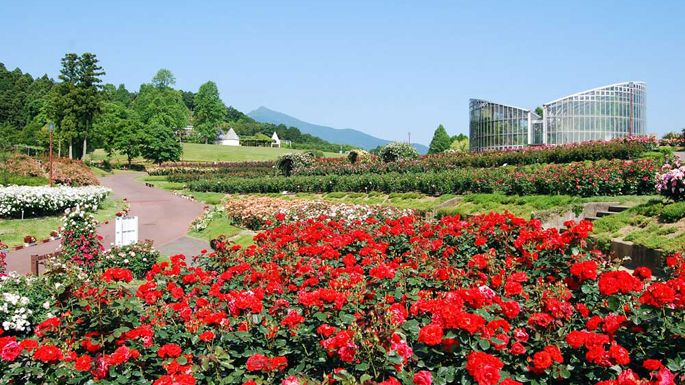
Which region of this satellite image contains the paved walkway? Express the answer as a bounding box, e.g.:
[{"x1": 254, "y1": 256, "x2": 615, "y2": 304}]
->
[{"x1": 5, "y1": 173, "x2": 207, "y2": 274}]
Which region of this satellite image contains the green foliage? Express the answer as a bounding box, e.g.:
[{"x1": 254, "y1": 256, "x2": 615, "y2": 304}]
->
[
  {"x1": 94, "y1": 102, "x2": 144, "y2": 164},
  {"x1": 133, "y1": 83, "x2": 188, "y2": 130},
  {"x1": 194, "y1": 81, "x2": 226, "y2": 144},
  {"x1": 347, "y1": 149, "x2": 370, "y2": 164},
  {"x1": 661, "y1": 201, "x2": 685, "y2": 222},
  {"x1": 378, "y1": 142, "x2": 419, "y2": 163},
  {"x1": 139, "y1": 124, "x2": 182, "y2": 164},
  {"x1": 428, "y1": 124, "x2": 451, "y2": 154},
  {"x1": 152, "y1": 68, "x2": 176, "y2": 88}
]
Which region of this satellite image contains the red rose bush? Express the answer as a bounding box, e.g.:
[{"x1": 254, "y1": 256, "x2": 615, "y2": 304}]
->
[{"x1": 1, "y1": 212, "x2": 684, "y2": 385}]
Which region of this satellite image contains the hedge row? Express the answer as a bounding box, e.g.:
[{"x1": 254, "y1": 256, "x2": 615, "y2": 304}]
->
[
  {"x1": 294, "y1": 136, "x2": 658, "y2": 176},
  {"x1": 189, "y1": 159, "x2": 658, "y2": 197}
]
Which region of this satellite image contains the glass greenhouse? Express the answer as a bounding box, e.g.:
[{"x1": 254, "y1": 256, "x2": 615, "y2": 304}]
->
[{"x1": 469, "y1": 81, "x2": 646, "y2": 152}]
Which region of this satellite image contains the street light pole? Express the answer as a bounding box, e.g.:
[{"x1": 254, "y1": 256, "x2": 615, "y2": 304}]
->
[{"x1": 47, "y1": 123, "x2": 55, "y2": 187}]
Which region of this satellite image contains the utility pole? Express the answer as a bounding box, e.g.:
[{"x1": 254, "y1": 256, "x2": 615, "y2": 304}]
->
[{"x1": 408, "y1": 132, "x2": 411, "y2": 144}]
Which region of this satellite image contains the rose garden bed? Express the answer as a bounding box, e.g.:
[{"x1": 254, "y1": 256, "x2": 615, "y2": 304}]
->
[{"x1": 1, "y1": 210, "x2": 684, "y2": 385}]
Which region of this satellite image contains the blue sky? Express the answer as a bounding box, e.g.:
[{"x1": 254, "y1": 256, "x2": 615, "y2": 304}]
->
[{"x1": 1, "y1": 0, "x2": 683, "y2": 145}]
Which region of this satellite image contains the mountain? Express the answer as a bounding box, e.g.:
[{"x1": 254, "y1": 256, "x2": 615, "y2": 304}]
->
[{"x1": 247, "y1": 106, "x2": 429, "y2": 154}]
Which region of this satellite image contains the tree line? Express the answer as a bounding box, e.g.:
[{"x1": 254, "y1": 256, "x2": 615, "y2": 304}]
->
[{"x1": 0, "y1": 53, "x2": 355, "y2": 164}]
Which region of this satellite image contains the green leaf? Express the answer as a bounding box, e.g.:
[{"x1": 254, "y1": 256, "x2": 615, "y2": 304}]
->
[{"x1": 478, "y1": 339, "x2": 490, "y2": 350}]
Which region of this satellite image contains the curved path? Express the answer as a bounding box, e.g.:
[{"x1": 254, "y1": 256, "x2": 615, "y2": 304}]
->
[{"x1": 5, "y1": 173, "x2": 207, "y2": 275}]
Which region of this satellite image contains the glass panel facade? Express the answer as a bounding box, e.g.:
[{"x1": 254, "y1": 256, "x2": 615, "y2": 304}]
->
[
  {"x1": 543, "y1": 82, "x2": 646, "y2": 145},
  {"x1": 469, "y1": 99, "x2": 530, "y2": 152}
]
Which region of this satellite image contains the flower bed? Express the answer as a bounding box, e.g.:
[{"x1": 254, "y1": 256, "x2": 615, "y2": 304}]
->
[
  {"x1": 1, "y1": 213, "x2": 684, "y2": 384},
  {"x1": 4, "y1": 154, "x2": 99, "y2": 186},
  {"x1": 222, "y1": 195, "x2": 418, "y2": 229},
  {"x1": 189, "y1": 159, "x2": 658, "y2": 197},
  {"x1": 294, "y1": 137, "x2": 657, "y2": 176},
  {"x1": 149, "y1": 161, "x2": 276, "y2": 180},
  {"x1": 0, "y1": 186, "x2": 110, "y2": 218},
  {"x1": 0, "y1": 272, "x2": 55, "y2": 336}
]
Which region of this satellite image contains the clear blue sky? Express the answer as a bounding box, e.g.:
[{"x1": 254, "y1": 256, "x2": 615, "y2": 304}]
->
[{"x1": 1, "y1": 0, "x2": 683, "y2": 145}]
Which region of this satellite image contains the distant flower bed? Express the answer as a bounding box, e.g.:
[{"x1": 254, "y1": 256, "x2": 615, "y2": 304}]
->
[
  {"x1": 189, "y1": 159, "x2": 658, "y2": 197},
  {"x1": 0, "y1": 186, "x2": 110, "y2": 218},
  {"x1": 294, "y1": 136, "x2": 657, "y2": 176},
  {"x1": 4, "y1": 154, "x2": 99, "y2": 186},
  {"x1": 222, "y1": 195, "x2": 417, "y2": 229},
  {"x1": 149, "y1": 161, "x2": 275, "y2": 180},
  {"x1": 99, "y1": 240, "x2": 159, "y2": 279}
]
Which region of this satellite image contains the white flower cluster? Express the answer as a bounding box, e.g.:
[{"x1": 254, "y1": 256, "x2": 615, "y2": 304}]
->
[
  {"x1": 0, "y1": 185, "x2": 111, "y2": 217},
  {"x1": 0, "y1": 272, "x2": 53, "y2": 333}
]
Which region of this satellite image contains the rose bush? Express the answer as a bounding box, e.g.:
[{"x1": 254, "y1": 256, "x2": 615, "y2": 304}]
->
[
  {"x1": 1, "y1": 212, "x2": 684, "y2": 384},
  {"x1": 223, "y1": 195, "x2": 418, "y2": 230},
  {"x1": 655, "y1": 163, "x2": 685, "y2": 201},
  {"x1": 60, "y1": 205, "x2": 104, "y2": 268},
  {"x1": 98, "y1": 240, "x2": 159, "y2": 279},
  {"x1": 190, "y1": 159, "x2": 658, "y2": 197},
  {"x1": 294, "y1": 137, "x2": 657, "y2": 176},
  {"x1": 0, "y1": 185, "x2": 110, "y2": 218}
]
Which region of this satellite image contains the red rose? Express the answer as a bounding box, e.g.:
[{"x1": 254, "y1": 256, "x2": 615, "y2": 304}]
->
[
  {"x1": 565, "y1": 330, "x2": 587, "y2": 349},
  {"x1": 570, "y1": 260, "x2": 597, "y2": 281},
  {"x1": 75, "y1": 354, "x2": 92, "y2": 371},
  {"x1": 33, "y1": 345, "x2": 63, "y2": 363},
  {"x1": 609, "y1": 343, "x2": 630, "y2": 365},
  {"x1": 246, "y1": 353, "x2": 269, "y2": 371},
  {"x1": 466, "y1": 351, "x2": 503, "y2": 385},
  {"x1": 533, "y1": 351, "x2": 553, "y2": 370},
  {"x1": 418, "y1": 324, "x2": 444, "y2": 346},
  {"x1": 643, "y1": 359, "x2": 663, "y2": 371},
  {"x1": 413, "y1": 370, "x2": 432, "y2": 385},
  {"x1": 199, "y1": 331, "x2": 215, "y2": 341},
  {"x1": 157, "y1": 344, "x2": 182, "y2": 359}
]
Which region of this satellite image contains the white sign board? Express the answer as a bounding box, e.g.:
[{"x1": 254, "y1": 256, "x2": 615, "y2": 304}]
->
[{"x1": 115, "y1": 216, "x2": 138, "y2": 246}]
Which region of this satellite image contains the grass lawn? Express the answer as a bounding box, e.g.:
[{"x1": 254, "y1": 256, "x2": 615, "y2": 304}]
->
[
  {"x1": 435, "y1": 194, "x2": 658, "y2": 220},
  {"x1": 592, "y1": 199, "x2": 685, "y2": 254},
  {"x1": 136, "y1": 176, "x2": 225, "y2": 205},
  {"x1": 0, "y1": 198, "x2": 126, "y2": 247},
  {"x1": 90, "y1": 143, "x2": 345, "y2": 164},
  {"x1": 187, "y1": 217, "x2": 242, "y2": 241}
]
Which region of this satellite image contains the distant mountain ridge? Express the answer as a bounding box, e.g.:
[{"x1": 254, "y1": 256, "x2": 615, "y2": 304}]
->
[{"x1": 247, "y1": 106, "x2": 429, "y2": 154}]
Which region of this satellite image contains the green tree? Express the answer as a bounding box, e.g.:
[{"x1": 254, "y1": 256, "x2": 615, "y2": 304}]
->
[
  {"x1": 181, "y1": 90, "x2": 195, "y2": 111},
  {"x1": 139, "y1": 124, "x2": 182, "y2": 164},
  {"x1": 152, "y1": 69, "x2": 175, "y2": 88},
  {"x1": 535, "y1": 106, "x2": 544, "y2": 117},
  {"x1": 194, "y1": 81, "x2": 225, "y2": 143},
  {"x1": 114, "y1": 84, "x2": 132, "y2": 107},
  {"x1": 75, "y1": 52, "x2": 106, "y2": 160},
  {"x1": 428, "y1": 124, "x2": 451, "y2": 154},
  {"x1": 134, "y1": 84, "x2": 188, "y2": 130},
  {"x1": 94, "y1": 102, "x2": 143, "y2": 165}
]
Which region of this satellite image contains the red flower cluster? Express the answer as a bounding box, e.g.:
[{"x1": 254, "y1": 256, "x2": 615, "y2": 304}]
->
[{"x1": 246, "y1": 353, "x2": 287, "y2": 372}]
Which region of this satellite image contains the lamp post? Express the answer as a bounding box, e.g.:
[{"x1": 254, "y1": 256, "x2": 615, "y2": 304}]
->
[{"x1": 47, "y1": 123, "x2": 55, "y2": 187}]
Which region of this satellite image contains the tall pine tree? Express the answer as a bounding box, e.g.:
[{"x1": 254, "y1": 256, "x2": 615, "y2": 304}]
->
[{"x1": 428, "y1": 124, "x2": 451, "y2": 154}]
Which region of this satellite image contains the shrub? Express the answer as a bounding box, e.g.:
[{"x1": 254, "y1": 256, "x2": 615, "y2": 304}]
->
[
  {"x1": 189, "y1": 159, "x2": 658, "y2": 197},
  {"x1": 0, "y1": 185, "x2": 110, "y2": 218},
  {"x1": 50, "y1": 158, "x2": 100, "y2": 186},
  {"x1": 347, "y1": 149, "x2": 370, "y2": 164},
  {"x1": 378, "y1": 142, "x2": 419, "y2": 163},
  {"x1": 656, "y1": 163, "x2": 685, "y2": 201},
  {"x1": 60, "y1": 205, "x2": 104, "y2": 268},
  {"x1": 98, "y1": 240, "x2": 159, "y2": 279},
  {"x1": 276, "y1": 153, "x2": 314, "y2": 176},
  {"x1": 0, "y1": 272, "x2": 55, "y2": 336},
  {"x1": 295, "y1": 136, "x2": 658, "y2": 176},
  {"x1": 661, "y1": 201, "x2": 685, "y2": 222},
  {"x1": 5, "y1": 154, "x2": 44, "y2": 177}
]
